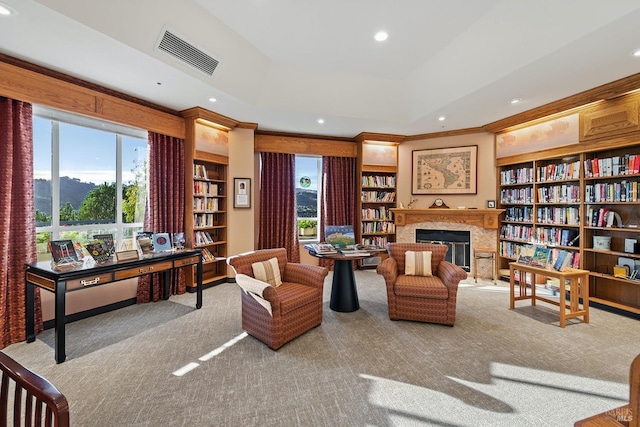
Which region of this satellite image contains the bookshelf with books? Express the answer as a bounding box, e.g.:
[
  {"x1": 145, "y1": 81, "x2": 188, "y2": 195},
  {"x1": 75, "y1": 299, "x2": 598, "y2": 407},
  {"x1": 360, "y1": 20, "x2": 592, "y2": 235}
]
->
[
  {"x1": 498, "y1": 157, "x2": 583, "y2": 280},
  {"x1": 182, "y1": 107, "x2": 236, "y2": 290},
  {"x1": 356, "y1": 135, "x2": 402, "y2": 268},
  {"x1": 582, "y1": 146, "x2": 640, "y2": 315}
]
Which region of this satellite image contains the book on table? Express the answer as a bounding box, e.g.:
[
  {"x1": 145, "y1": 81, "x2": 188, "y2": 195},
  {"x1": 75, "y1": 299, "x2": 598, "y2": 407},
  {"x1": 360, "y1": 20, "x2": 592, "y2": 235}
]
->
[
  {"x1": 552, "y1": 250, "x2": 570, "y2": 272},
  {"x1": 92, "y1": 233, "x2": 115, "y2": 256},
  {"x1": 304, "y1": 243, "x2": 337, "y2": 254},
  {"x1": 516, "y1": 245, "x2": 535, "y2": 266},
  {"x1": 338, "y1": 247, "x2": 370, "y2": 257},
  {"x1": 530, "y1": 245, "x2": 551, "y2": 268}
]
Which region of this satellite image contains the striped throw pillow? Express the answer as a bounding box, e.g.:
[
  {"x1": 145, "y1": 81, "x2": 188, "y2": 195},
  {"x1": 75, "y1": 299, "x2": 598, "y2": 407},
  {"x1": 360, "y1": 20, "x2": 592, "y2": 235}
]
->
[
  {"x1": 405, "y1": 251, "x2": 432, "y2": 276},
  {"x1": 251, "y1": 257, "x2": 282, "y2": 287}
]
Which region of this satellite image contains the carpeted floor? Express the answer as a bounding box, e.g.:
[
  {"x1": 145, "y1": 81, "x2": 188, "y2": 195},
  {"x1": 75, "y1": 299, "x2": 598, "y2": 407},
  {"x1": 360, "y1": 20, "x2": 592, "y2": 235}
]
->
[{"x1": 3, "y1": 271, "x2": 639, "y2": 426}]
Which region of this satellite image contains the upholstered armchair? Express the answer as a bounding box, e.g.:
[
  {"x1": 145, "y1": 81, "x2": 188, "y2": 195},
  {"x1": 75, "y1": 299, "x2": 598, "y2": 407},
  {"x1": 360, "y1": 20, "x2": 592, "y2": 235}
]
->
[
  {"x1": 376, "y1": 243, "x2": 468, "y2": 326},
  {"x1": 227, "y1": 248, "x2": 329, "y2": 349}
]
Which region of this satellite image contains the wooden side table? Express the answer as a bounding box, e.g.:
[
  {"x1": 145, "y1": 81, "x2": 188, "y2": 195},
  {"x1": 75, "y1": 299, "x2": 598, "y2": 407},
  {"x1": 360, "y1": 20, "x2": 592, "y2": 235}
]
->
[
  {"x1": 474, "y1": 248, "x2": 496, "y2": 284},
  {"x1": 509, "y1": 262, "x2": 589, "y2": 328}
]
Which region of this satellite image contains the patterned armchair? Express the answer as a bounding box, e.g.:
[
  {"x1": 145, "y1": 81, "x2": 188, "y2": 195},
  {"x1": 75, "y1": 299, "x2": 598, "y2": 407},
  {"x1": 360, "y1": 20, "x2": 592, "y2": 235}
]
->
[
  {"x1": 376, "y1": 243, "x2": 468, "y2": 326},
  {"x1": 227, "y1": 248, "x2": 329, "y2": 349}
]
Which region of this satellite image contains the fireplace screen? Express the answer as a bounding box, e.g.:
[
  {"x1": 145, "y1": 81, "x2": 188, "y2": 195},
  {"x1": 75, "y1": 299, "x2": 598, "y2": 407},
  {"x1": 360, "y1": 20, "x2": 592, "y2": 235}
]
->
[{"x1": 416, "y1": 229, "x2": 470, "y2": 272}]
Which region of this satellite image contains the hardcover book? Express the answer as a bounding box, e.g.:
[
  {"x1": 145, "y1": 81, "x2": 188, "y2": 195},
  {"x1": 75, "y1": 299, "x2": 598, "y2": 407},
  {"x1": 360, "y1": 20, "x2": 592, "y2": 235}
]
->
[
  {"x1": 516, "y1": 245, "x2": 535, "y2": 266},
  {"x1": 92, "y1": 234, "x2": 115, "y2": 256},
  {"x1": 152, "y1": 233, "x2": 172, "y2": 252},
  {"x1": 49, "y1": 240, "x2": 78, "y2": 264},
  {"x1": 84, "y1": 240, "x2": 112, "y2": 264},
  {"x1": 552, "y1": 250, "x2": 570, "y2": 272},
  {"x1": 530, "y1": 246, "x2": 551, "y2": 268},
  {"x1": 136, "y1": 231, "x2": 155, "y2": 256},
  {"x1": 324, "y1": 225, "x2": 356, "y2": 248}
]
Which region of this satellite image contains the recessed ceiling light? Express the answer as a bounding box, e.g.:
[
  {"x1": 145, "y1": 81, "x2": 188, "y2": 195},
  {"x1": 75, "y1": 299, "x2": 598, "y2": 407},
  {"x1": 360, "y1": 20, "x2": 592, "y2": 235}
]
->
[
  {"x1": 208, "y1": 97, "x2": 217, "y2": 103},
  {"x1": 438, "y1": 116, "x2": 446, "y2": 121},
  {"x1": 374, "y1": 31, "x2": 388, "y2": 42},
  {"x1": 631, "y1": 48, "x2": 640, "y2": 58},
  {"x1": 0, "y1": 2, "x2": 17, "y2": 16},
  {"x1": 317, "y1": 118, "x2": 325, "y2": 124},
  {"x1": 509, "y1": 98, "x2": 522, "y2": 104}
]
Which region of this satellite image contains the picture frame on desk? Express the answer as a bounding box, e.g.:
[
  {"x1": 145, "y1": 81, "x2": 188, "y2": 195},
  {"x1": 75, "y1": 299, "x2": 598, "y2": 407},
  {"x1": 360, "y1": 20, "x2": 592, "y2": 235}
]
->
[
  {"x1": 411, "y1": 145, "x2": 477, "y2": 195},
  {"x1": 234, "y1": 178, "x2": 251, "y2": 208}
]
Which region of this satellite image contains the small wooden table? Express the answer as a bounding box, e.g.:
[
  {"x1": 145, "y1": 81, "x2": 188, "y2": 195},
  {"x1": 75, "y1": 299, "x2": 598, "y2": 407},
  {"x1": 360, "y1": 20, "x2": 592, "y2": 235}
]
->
[{"x1": 509, "y1": 262, "x2": 589, "y2": 328}]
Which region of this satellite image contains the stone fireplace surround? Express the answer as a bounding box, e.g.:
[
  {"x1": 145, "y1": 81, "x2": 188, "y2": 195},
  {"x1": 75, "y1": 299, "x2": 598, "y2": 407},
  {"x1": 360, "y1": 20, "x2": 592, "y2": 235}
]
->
[{"x1": 392, "y1": 209, "x2": 503, "y2": 279}]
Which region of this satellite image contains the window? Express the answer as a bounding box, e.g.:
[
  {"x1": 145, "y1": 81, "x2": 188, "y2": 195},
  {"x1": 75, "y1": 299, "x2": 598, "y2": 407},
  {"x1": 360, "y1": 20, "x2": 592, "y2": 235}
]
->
[
  {"x1": 33, "y1": 106, "x2": 148, "y2": 261},
  {"x1": 295, "y1": 156, "x2": 322, "y2": 240}
]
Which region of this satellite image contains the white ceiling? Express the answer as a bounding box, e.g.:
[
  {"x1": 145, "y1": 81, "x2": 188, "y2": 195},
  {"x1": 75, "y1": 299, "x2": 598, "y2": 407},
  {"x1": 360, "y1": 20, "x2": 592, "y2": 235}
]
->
[{"x1": 1, "y1": 0, "x2": 640, "y2": 137}]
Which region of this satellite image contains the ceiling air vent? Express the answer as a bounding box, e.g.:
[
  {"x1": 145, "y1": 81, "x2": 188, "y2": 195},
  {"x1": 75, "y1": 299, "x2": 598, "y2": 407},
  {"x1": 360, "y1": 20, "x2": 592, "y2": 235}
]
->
[{"x1": 156, "y1": 28, "x2": 219, "y2": 76}]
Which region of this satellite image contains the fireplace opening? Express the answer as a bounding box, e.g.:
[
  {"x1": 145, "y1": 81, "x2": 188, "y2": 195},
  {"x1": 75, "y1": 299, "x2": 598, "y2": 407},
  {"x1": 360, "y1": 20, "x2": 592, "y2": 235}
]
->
[{"x1": 416, "y1": 229, "x2": 470, "y2": 272}]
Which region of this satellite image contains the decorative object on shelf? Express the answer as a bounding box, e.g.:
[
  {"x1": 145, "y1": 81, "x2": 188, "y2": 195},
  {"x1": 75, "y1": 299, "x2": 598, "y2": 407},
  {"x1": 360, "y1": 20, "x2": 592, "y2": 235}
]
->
[
  {"x1": 624, "y1": 238, "x2": 638, "y2": 254},
  {"x1": 593, "y1": 236, "x2": 612, "y2": 251},
  {"x1": 411, "y1": 145, "x2": 477, "y2": 194},
  {"x1": 428, "y1": 198, "x2": 449, "y2": 209},
  {"x1": 407, "y1": 197, "x2": 417, "y2": 209},
  {"x1": 233, "y1": 177, "x2": 251, "y2": 208},
  {"x1": 487, "y1": 200, "x2": 496, "y2": 209}
]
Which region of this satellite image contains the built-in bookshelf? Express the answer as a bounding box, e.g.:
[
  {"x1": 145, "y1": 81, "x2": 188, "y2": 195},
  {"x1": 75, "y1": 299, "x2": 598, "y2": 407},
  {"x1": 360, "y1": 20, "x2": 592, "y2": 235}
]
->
[
  {"x1": 189, "y1": 159, "x2": 228, "y2": 287},
  {"x1": 182, "y1": 107, "x2": 236, "y2": 290},
  {"x1": 355, "y1": 136, "x2": 402, "y2": 268},
  {"x1": 497, "y1": 143, "x2": 640, "y2": 315},
  {"x1": 582, "y1": 147, "x2": 640, "y2": 315}
]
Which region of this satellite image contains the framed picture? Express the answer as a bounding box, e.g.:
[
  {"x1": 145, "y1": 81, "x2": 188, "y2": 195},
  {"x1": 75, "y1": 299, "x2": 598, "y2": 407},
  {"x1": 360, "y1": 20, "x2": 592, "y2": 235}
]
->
[
  {"x1": 412, "y1": 145, "x2": 477, "y2": 194},
  {"x1": 487, "y1": 200, "x2": 496, "y2": 209},
  {"x1": 234, "y1": 178, "x2": 251, "y2": 208}
]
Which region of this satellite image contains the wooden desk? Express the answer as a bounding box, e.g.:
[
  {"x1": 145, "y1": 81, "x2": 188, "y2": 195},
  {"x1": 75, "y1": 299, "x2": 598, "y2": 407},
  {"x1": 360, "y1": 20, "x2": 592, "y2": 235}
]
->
[
  {"x1": 509, "y1": 262, "x2": 589, "y2": 328},
  {"x1": 25, "y1": 250, "x2": 203, "y2": 363}
]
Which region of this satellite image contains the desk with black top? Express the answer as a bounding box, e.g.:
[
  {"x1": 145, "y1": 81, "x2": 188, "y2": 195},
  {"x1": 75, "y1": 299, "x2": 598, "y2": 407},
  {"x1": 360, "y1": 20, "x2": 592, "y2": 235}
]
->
[
  {"x1": 25, "y1": 250, "x2": 203, "y2": 363},
  {"x1": 308, "y1": 250, "x2": 383, "y2": 312}
]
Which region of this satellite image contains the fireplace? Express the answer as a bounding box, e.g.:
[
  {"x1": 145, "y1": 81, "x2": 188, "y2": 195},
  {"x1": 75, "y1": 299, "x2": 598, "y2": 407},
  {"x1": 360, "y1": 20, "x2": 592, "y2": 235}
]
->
[{"x1": 416, "y1": 229, "x2": 471, "y2": 272}]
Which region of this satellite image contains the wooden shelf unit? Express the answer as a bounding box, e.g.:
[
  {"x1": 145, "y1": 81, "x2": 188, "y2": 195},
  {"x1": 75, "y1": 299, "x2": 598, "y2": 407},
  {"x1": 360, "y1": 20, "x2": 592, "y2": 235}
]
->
[
  {"x1": 356, "y1": 136, "x2": 402, "y2": 268},
  {"x1": 182, "y1": 108, "x2": 237, "y2": 290},
  {"x1": 496, "y1": 93, "x2": 640, "y2": 315}
]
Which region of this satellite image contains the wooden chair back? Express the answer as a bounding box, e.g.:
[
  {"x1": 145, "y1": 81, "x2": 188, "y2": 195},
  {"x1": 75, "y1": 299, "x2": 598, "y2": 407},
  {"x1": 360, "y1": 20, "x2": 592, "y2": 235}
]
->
[{"x1": 0, "y1": 351, "x2": 69, "y2": 427}]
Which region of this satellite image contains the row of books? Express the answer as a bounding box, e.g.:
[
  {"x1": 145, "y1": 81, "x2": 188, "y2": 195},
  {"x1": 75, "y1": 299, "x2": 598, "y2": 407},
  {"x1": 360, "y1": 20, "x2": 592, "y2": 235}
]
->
[
  {"x1": 536, "y1": 184, "x2": 580, "y2": 204},
  {"x1": 361, "y1": 175, "x2": 396, "y2": 188},
  {"x1": 584, "y1": 181, "x2": 639, "y2": 203},
  {"x1": 193, "y1": 164, "x2": 209, "y2": 179},
  {"x1": 361, "y1": 207, "x2": 393, "y2": 221},
  {"x1": 361, "y1": 191, "x2": 396, "y2": 203},
  {"x1": 500, "y1": 167, "x2": 534, "y2": 185},
  {"x1": 536, "y1": 160, "x2": 581, "y2": 182},
  {"x1": 194, "y1": 213, "x2": 222, "y2": 228},
  {"x1": 361, "y1": 221, "x2": 395, "y2": 234},
  {"x1": 193, "y1": 230, "x2": 216, "y2": 246},
  {"x1": 500, "y1": 224, "x2": 533, "y2": 241},
  {"x1": 586, "y1": 207, "x2": 621, "y2": 228},
  {"x1": 303, "y1": 243, "x2": 337, "y2": 254},
  {"x1": 504, "y1": 206, "x2": 533, "y2": 222},
  {"x1": 49, "y1": 232, "x2": 186, "y2": 266},
  {"x1": 534, "y1": 227, "x2": 579, "y2": 247},
  {"x1": 536, "y1": 206, "x2": 580, "y2": 226},
  {"x1": 200, "y1": 247, "x2": 218, "y2": 262},
  {"x1": 516, "y1": 245, "x2": 579, "y2": 271},
  {"x1": 361, "y1": 236, "x2": 390, "y2": 249},
  {"x1": 500, "y1": 187, "x2": 533, "y2": 204},
  {"x1": 584, "y1": 155, "x2": 640, "y2": 178},
  {"x1": 194, "y1": 196, "x2": 219, "y2": 212},
  {"x1": 194, "y1": 181, "x2": 220, "y2": 196}
]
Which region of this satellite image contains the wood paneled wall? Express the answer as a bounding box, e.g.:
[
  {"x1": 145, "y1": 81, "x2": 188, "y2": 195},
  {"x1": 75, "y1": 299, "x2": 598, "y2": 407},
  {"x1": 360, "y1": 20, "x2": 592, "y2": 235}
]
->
[
  {"x1": 0, "y1": 58, "x2": 185, "y2": 138},
  {"x1": 255, "y1": 133, "x2": 357, "y2": 157}
]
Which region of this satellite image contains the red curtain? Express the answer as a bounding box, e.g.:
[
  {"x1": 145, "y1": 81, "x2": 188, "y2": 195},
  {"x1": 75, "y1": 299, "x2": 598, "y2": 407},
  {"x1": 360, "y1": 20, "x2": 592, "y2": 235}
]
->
[
  {"x1": 320, "y1": 156, "x2": 358, "y2": 269},
  {"x1": 0, "y1": 97, "x2": 42, "y2": 349},
  {"x1": 258, "y1": 152, "x2": 300, "y2": 262},
  {"x1": 137, "y1": 132, "x2": 186, "y2": 303}
]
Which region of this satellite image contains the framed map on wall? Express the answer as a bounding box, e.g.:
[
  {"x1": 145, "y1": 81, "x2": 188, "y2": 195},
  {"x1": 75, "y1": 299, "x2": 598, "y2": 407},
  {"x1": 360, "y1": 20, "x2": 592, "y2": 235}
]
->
[{"x1": 412, "y1": 145, "x2": 477, "y2": 194}]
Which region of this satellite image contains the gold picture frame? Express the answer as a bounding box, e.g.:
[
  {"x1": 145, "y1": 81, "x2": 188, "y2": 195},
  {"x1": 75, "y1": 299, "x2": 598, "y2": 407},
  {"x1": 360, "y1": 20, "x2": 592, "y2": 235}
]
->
[{"x1": 412, "y1": 145, "x2": 477, "y2": 195}]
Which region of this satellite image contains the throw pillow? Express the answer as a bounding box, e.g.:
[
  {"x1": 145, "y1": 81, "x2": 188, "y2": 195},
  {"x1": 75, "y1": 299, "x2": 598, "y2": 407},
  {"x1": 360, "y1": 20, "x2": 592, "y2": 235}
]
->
[
  {"x1": 405, "y1": 251, "x2": 433, "y2": 276},
  {"x1": 252, "y1": 257, "x2": 283, "y2": 287}
]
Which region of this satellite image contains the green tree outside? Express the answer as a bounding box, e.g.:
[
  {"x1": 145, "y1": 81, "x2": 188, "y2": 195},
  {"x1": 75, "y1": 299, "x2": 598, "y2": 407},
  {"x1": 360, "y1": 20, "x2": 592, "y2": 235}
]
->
[{"x1": 78, "y1": 182, "x2": 116, "y2": 221}]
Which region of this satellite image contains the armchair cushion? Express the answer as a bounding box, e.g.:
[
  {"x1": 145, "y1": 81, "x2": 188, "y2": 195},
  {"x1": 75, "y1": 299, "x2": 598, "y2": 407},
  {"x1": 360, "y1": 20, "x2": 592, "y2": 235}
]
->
[
  {"x1": 405, "y1": 250, "x2": 433, "y2": 276},
  {"x1": 252, "y1": 257, "x2": 282, "y2": 287},
  {"x1": 395, "y1": 275, "x2": 449, "y2": 299}
]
